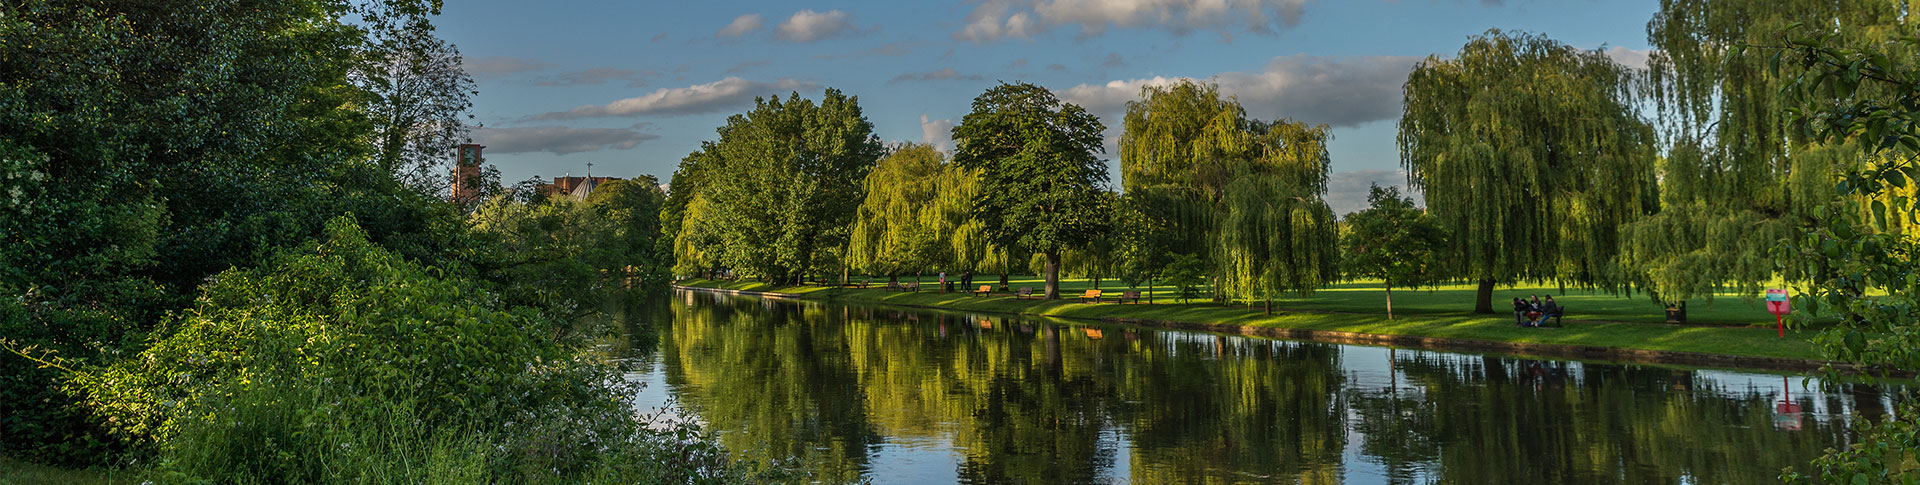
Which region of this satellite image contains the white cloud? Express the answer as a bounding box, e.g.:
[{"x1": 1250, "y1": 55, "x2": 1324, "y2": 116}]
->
[
  {"x1": 527, "y1": 77, "x2": 818, "y2": 120},
  {"x1": 1058, "y1": 55, "x2": 1420, "y2": 128},
  {"x1": 956, "y1": 0, "x2": 1310, "y2": 42},
  {"x1": 777, "y1": 10, "x2": 860, "y2": 42},
  {"x1": 1326, "y1": 169, "x2": 1423, "y2": 217},
  {"x1": 471, "y1": 124, "x2": 659, "y2": 155},
  {"x1": 1605, "y1": 46, "x2": 1652, "y2": 70},
  {"x1": 718, "y1": 14, "x2": 764, "y2": 38},
  {"x1": 463, "y1": 56, "x2": 555, "y2": 79},
  {"x1": 920, "y1": 114, "x2": 955, "y2": 153}
]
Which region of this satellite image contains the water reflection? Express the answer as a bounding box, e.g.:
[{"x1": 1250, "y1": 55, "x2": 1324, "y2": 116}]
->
[{"x1": 638, "y1": 290, "x2": 1897, "y2": 484}]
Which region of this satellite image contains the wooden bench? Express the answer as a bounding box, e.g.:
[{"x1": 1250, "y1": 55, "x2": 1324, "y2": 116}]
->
[
  {"x1": 885, "y1": 282, "x2": 902, "y2": 291},
  {"x1": 1015, "y1": 287, "x2": 1035, "y2": 299},
  {"x1": 847, "y1": 278, "x2": 871, "y2": 289},
  {"x1": 1110, "y1": 290, "x2": 1140, "y2": 304},
  {"x1": 972, "y1": 285, "x2": 993, "y2": 297},
  {"x1": 902, "y1": 282, "x2": 920, "y2": 292},
  {"x1": 1544, "y1": 307, "x2": 1566, "y2": 327},
  {"x1": 1078, "y1": 289, "x2": 1102, "y2": 303}
]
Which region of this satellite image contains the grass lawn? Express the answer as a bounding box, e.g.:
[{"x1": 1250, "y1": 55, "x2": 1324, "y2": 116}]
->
[
  {"x1": 827, "y1": 275, "x2": 1794, "y2": 325},
  {"x1": 681, "y1": 276, "x2": 1824, "y2": 362}
]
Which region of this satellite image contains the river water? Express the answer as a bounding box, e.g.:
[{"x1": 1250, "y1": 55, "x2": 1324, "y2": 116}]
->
[{"x1": 619, "y1": 290, "x2": 1900, "y2": 484}]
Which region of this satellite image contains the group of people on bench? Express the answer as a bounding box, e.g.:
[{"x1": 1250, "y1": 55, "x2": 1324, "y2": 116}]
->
[{"x1": 1513, "y1": 295, "x2": 1561, "y2": 327}]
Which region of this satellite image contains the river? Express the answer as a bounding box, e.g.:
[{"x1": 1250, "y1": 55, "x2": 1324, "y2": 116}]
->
[{"x1": 616, "y1": 289, "x2": 1900, "y2": 484}]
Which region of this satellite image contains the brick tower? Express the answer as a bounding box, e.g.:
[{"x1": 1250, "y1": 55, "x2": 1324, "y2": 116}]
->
[{"x1": 451, "y1": 143, "x2": 484, "y2": 203}]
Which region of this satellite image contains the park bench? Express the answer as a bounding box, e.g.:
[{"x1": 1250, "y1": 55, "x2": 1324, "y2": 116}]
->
[
  {"x1": 1110, "y1": 290, "x2": 1141, "y2": 304},
  {"x1": 1078, "y1": 289, "x2": 1102, "y2": 303},
  {"x1": 902, "y1": 282, "x2": 920, "y2": 292},
  {"x1": 1543, "y1": 307, "x2": 1566, "y2": 327},
  {"x1": 972, "y1": 285, "x2": 993, "y2": 297},
  {"x1": 1015, "y1": 287, "x2": 1035, "y2": 299}
]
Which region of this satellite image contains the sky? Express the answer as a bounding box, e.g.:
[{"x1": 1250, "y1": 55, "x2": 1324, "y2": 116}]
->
[{"x1": 436, "y1": 0, "x2": 1660, "y2": 214}]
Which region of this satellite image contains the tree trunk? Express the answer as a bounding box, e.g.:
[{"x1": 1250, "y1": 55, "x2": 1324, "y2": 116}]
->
[
  {"x1": 1385, "y1": 281, "x2": 1394, "y2": 320},
  {"x1": 1474, "y1": 278, "x2": 1496, "y2": 314},
  {"x1": 1044, "y1": 251, "x2": 1062, "y2": 299}
]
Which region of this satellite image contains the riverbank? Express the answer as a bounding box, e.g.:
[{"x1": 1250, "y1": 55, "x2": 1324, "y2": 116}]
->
[{"x1": 675, "y1": 279, "x2": 1837, "y2": 372}]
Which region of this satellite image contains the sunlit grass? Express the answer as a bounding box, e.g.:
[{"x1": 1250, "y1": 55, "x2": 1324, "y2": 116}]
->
[{"x1": 682, "y1": 277, "x2": 1822, "y2": 361}]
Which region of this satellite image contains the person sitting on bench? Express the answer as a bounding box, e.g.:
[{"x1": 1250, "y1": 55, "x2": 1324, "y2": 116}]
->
[
  {"x1": 1512, "y1": 298, "x2": 1531, "y2": 326},
  {"x1": 1536, "y1": 296, "x2": 1562, "y2": 327}
]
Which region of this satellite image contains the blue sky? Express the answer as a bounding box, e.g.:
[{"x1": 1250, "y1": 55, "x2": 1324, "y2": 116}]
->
[{"x1": 436, "y1": 0, "x2": 1658, "y2": 213}]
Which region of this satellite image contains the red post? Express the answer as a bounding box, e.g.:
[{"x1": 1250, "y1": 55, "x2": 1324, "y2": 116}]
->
[{"x1": 1777, "y1": 314, "x2": 1784, "y2": 338}]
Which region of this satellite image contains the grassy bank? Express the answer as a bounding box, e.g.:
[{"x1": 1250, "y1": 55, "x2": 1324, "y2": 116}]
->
[{"x1": 679, "y1": 278, "x2": 1823, "y2": 361}]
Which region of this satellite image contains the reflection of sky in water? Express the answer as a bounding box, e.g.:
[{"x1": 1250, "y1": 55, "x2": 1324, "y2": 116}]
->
[{"x1": 627, "y1": 292, "x2": 1901, "y2": 484}]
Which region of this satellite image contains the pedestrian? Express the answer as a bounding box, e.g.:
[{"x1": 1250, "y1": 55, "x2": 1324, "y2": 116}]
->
[{"x1": 961, "y1": 270, "x2": 973, "y2": 290}]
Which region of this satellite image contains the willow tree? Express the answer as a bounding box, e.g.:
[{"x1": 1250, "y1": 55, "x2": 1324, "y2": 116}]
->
[
  {"x1": 951, "y1": 82, "x2": 1111, "y2": 299},
  {"x1": 847, "y1": 144, "x2": 945, "y2": 283},
  {"x1": 1623, "y1": 0, "x2": 1911, "y2": 321},
  {"x1": 1212, "y1": 119, "x2": 1340, "y2": 313},
  {"x1": 1398, "y1": 30, "x2": 1656, "y2": 314},
  {"x1": 1120, "y1": 80, "x2": 1340, "y2": 306}
]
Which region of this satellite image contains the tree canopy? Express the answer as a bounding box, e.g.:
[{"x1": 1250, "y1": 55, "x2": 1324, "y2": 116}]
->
[
  {"x1": 672, "y1": 89, "x2": 883, "y2": 283},
  {"x1": 1398, "y1": 29, "x2": 1656, "y2": 313},
  {"x1": 1343, "y1": 185, "x2": 1449, "y2": 319},
  {"x1": 951, "y1": 82, "x2": 1112, "y2": 299},
  {"x1": 1118, "y1": 80, "x2": 1340, "y2": 308},
  {"x1": 1622, "y1": 0, "x2": 1912, "y2": 320}
]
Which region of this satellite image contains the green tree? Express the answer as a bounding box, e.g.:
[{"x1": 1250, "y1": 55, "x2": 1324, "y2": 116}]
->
[
  {"x1": 1624, "y1": 0, "x2": 1909, "y2": 322},
  {"x1": 951, "y1": 82, "x2": 1112, "y2": 299},
  {"x1": 1210, "y1": 119, "x2": 1340, "y2": 313},
  {"x1": 1343, "y1": 185, "x2": 1449, "y2": 319},
  {"x1": 847, "y1": 144, "x2": 946, "y2": 282},
  {"x1": 684, "y1": 89, "x2": 883, "y2": 283},
  {"x1": 1118, "y1": 80, "x2": 1340, "y2": 307},
  {"x1": 1399, "y1": 29, "x2": 1657, "y2": 314},
  {"x1": 1767, "y1": 25, "x2": 1920, "y2": 483}
]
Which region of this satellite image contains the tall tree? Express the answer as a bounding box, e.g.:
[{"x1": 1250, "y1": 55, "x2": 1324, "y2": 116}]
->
[
  {"x1": 1343, "y1": 185, "x2": 1449, "y2": 320},
  {"x1": 847, "y1": 144, "x2": 945, "y2": 282},
  {"x1": 1624, "y1": 0, "x2": 1909, "y2": 321},
  {"x1": 1398, "y1": 30, "x2": 1657, "y2": 314},
  {"x1": 352, "y1": 0, "x2": 477, "y2": 190},
  {"x1": 1211, "y1": 119, "x2": 1341, "y2": 312},
  {"x1": 1119, "y1": 80, "x2": 1340, "y2": 306},
  {"x1": 951, "y1": 82, "x2": 1111, "y2": 299},
  {"x1": 684, "y1": 89, "x2": 883, "y2": 283}
]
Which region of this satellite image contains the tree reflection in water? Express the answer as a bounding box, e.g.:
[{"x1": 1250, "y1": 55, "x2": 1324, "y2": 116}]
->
[{"x1": 649, "y1": 291, "x2": 1895, "y2": 484}]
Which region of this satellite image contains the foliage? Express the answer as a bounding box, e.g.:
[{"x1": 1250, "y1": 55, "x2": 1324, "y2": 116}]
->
[
  {"x1": 1768, "y1": 18, "x2": 1920, "y2": 485},
  {"x1": 672, "y1": 90, "x2": 883, "y2": 283},
  {"x1": 1118, "y1": 80, "x2": 1340, "y2": 304},
  {"x1": 0, "y1": 0, "x2": 488, "y2": 464},
  {"x1": 951, "y1": 82, "x2": 1113, "y2": 299},
  {"x1": 1625, "y1": 0, "x2": 1910, "y2": 316},
  {"x1": 848, "y1": 144, "x2": 948, "y2": 279},
  {"x1": 1162, "y1": 254, "x2": 1210, "y2": 303},
  {"x1": 1399, "y1": 29, "x2": 1656, "y2": 312},
  {"x1": 353, "y1": 0, "x2": 479, "y2": 190},
  {"x1": 1343, "y1": 185, "x2": 1450, "y2": 319},
  {"x1": 1209, "y1": 119, "x2": 1340, "y2": 307}
]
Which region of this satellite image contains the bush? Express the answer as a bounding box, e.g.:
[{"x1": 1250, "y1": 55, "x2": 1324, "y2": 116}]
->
[{"x1": 74, "y1": 217, "x2": 759, "y2": 483}]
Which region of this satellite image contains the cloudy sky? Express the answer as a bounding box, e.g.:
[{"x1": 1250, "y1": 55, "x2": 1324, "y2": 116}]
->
[{"x1": 438, "y1": 0, "x2": 1658, "y2": 214}]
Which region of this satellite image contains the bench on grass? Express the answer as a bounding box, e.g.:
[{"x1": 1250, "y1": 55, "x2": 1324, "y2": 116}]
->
[
  {"x1": 972, "y1": 285, "x2": 993, "y2": 296},
  {"x1": 1015, "y1": 287, "x2": 1035, "y2": 299},
  {"x1": 1109, "y1": 290, "x2": 1140, "y2": 304},
  {"x1": 902, "y1": 282, "x2": 920, "y2": 292},
  {"x1": 1078, "y1": 289, "x2": 1102, "y2": 303}
]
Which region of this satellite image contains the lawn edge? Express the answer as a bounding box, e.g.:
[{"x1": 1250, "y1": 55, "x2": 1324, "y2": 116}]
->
[{"x1": 672, "y1": 283, "x2": 1881, "y2": 375}]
